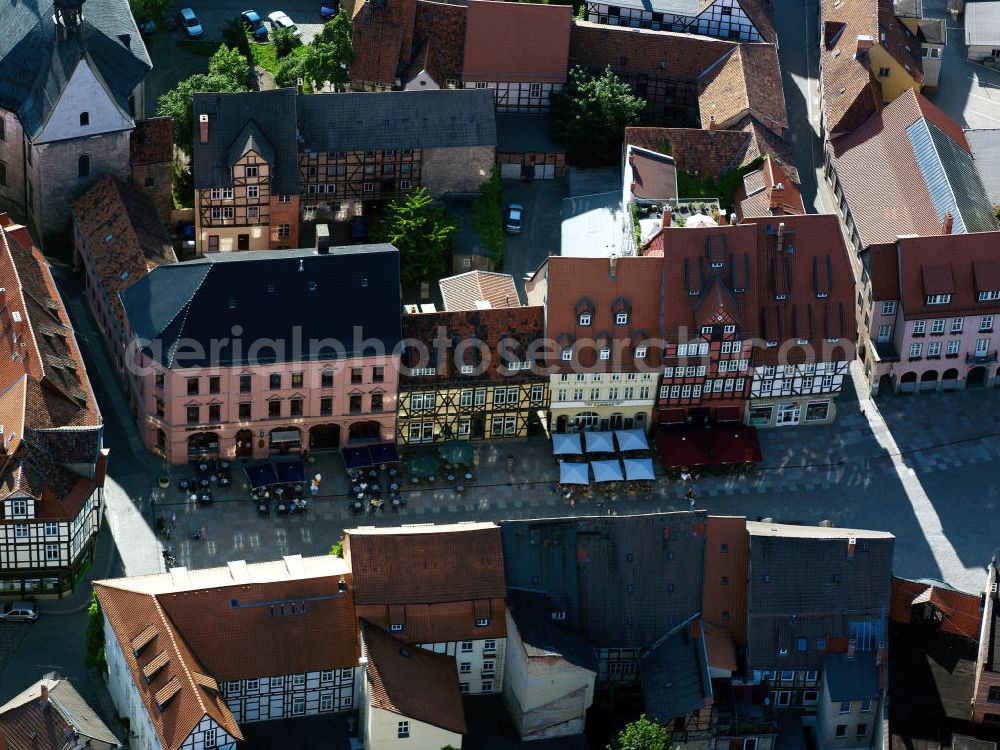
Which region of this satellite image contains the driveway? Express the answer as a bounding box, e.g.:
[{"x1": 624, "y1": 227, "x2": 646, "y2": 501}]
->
[
  {"x1": 922, "y1": 0, "x2": 1000, "y2": 129},
  {"x1": 500, "y1": 179, "x2": 566, "y2": 298}
]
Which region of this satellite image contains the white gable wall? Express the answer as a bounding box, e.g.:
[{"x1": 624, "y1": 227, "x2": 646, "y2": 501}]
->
[{"x1": 36, "y1": 59, "x2": 132, "y2": 144}]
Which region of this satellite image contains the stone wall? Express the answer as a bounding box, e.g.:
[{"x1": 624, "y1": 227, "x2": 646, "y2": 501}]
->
[
  {"x1": 422, "y1": 145, "x2": 495, "y2": 196},
  {"x1": 0, "y1": 108, "x2": 27, "y2": 225},
  {"x1": 130, "y1": 161, "x2": 173, "y2": 224}
]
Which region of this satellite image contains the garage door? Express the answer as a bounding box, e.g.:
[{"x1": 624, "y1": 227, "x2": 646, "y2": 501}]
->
[{"x1": 500, "y1": 163, "x2": 521, "y2": 179}]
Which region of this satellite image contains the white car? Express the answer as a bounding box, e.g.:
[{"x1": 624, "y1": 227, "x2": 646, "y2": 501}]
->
[
  {"x1": 0, "y1": 601, "x2": 38, "y2": 622},
  {"x1": 178, "y1": 7, "x2": 204, "y2": 38},
  {"x1": 267, "y1": 10, "x2": 299, "y2": 34}
]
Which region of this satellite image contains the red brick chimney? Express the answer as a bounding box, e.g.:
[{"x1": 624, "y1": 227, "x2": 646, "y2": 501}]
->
[
  {"x1": 39, "y1": 684, "x2": 49, "y2": 707},
  {"x1": 942, "y1": 211, "x2": 954, "y2": 235},
  {"x1": 856, "y1": 35, "x2": 874, "y2": 55},
  {"x1": 708, "y1": 115, "x2": 716, "y2": 131},
  {"x1": 660, "y1": 208, "x2": 672, "y2": 227},
  {"x1": 198, "y1": 114, "x2": 209, "y2": 145}
]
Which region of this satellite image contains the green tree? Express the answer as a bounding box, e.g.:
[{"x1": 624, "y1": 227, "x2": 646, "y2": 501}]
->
[
  {"x1": 470, "y1": 167, "x2": 504, "y2": 266},
  {"x1": 129, "y1": 0, "x2": 171, "y2": 27},
  {"x1": 549, "y1": 65, "x2": 646, "y2": 167},
  {"x1": 157, "y1": 45, "x2": 253, "y2": 155},
  {"x1": 84, "y1": 591, "x2": 106, "y2": 672},
  {"x1": 221, "y1": 16, "x2": 252, "y2": 62},
  {"x1": 607, "y1": 716, "x2": 670, "y2": 750},
  {"x1": 272, "y1": 27, "x2": 300, "y2": 59},
  {"x1": 274, "y1": 55, "x2": 306, "y2": 88},
  {"x1": 300, "y1": 10, "x2": 355, "y2": 92},
  {"x1": 376, "y1": 187, "x2": 457, "y2": 291},
  {"x1": 330, "y1": 539, "x2": 343, "y2": 557}
]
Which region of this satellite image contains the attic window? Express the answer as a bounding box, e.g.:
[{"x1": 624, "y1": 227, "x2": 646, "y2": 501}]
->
[
  {"x1": 80, "y1": 112, "x2": 89, "y2": 126},
  {"x1": 11, "y1": 311, "x2": 20, "y2": 323}
]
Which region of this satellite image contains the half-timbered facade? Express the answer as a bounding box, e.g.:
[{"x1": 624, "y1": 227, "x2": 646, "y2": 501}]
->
[
  {"x1": 344, "y1": 523, "x2": 508, "y2": 697},
  {"x1": 397, "y1": 307, "x2": 547, "y2": 444},
  {"x1": 585, "y1": 0, "x2": 773, "y2": 43},
  {"x1": 96, "y1": 555, "x2": 359, "y2": 750},
  {"x1": 461, "y1": 1, "x2": 572, "y2": 113},
  {"x1": 0, "y1": 215, "x2": 105, "y2": 597}
]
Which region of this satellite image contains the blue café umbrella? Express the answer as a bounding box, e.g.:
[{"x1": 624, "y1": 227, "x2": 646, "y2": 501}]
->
[
  {"x1": 615, "y1": 429, "x2": 649, "y2": 452},
  {"x1": 552, "y1": 433, "x2": 583, "y2": 455},
  {"x1": 622, "y1": 458, "x2": 656, "y2": 481},
  {"x1": 590, "y1": 459, "x2": 624, "y2": 483},
  {"x1": 583, "y1": 431, "x2": 615, "y2": 453},
  {"x1": 559, "y1": 462, "x2": 590, "y2": 485}
]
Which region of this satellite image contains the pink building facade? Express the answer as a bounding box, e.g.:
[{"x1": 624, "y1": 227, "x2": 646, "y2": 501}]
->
[
  {"x1": 859, "y1": 233, "x2": 1000, "y2": 394},
  {"x1": 117, "y1": 247, "x2": 402, "y2": 463}
]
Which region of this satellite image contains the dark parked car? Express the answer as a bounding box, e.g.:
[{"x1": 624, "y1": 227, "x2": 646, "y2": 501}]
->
[
  {"x1": 505, "y1": 203, "x2": 523, "y2": 234},
  {"x1": 241, "y1": 10, "x2": 269, "y2": 39},
  {"x1": 320, "y1": 3, "x2": 339, "y2": 19}
]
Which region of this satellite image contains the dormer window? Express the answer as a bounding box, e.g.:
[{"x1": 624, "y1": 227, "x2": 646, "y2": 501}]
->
[
  {"x1": 615, "y1": 312, "x2": 629, "y2": 326},
  {"x1": 926, "y1": 294, "x2": 951, "y2": 305},
  {"x1": 578, "y1": 312, "x2": 592, "y2": 326},
  {"x1": 561, "y1": 348, "x2": 572, "y2": 361},
  {"x1": 723, "y1": 324, "x2": 736, "y2": 334},
  {"x1": 80, "y1": 112, "x2": 89, "y2": 126},
  {"x1": 599, "y1": 347, "x2": 611, "y2": 360},
  {"x1": 635, "y1": 346, "x2": 647, "y2": 359},
  {"x1": 979, "y1": 291, "x2": 1000, "y2": 301},
  {"x1": 701, "y1": 326, "x2": 713, "y2": 335},
  {"x1": 611, "y1": 296, "x2": 632, "y2": 326},
  {"x1": 775, "y1": 294, "x2": 787, "y2": 301}
]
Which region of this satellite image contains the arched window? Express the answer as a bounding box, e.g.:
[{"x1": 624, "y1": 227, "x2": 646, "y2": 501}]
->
[
  {"x1": 79, "y1": 112, "x2": 89, "y2": 126},
  {"x1": 77, "y1": 154, "x2": 90, "y2": 178}
]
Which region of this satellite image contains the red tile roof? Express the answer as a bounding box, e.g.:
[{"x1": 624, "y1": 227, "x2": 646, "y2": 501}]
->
[
  {"x1": 361, "y1": 621, "x2": 467, "y2": 735},
  {"x1": 409, "y1": 0, "x2": 467, "y2": 85},
  {"x1": 544, "y1": 254, "x2": 664, "y2": 369},
  {"x1": 438, "y1": 270, "x2": 521, "y2": 311},
  {"x1": 355, "y1": 599, "x2": 507, "y2": 645},
  {"x1": 820, "y1": 0, "x2": 922, "y2": 136},
  {"x1": 698, "y1": 44, "x2": 787, "y2": 133},
  {"x1": 344, "y1": 522, "x2": 507, "y2": 605},
  {"x1": 702, "y1": 516, "x2": 748, "y2": 646},
  {"x1": 889, "y1": 577, "x2": 982, "y2": 639},
  {"x1": 351, "y1": 0, "x2": 419, "y2": 87},
  {"x1": 735, "y1": 154, "x2": 805, "y2": 219},
  {"x1": 626, "y1": 127, "x2": 753, "y2": 182},
  {"x1": 463, "y1": 0, "x2": 571, "y2": 83},
  {"x1": 72, "y1": 174, "x2": 176, "y2": 329},
  {"x1": 896, "y1": 231, "x2": 1000, "y2": 318},
  {"x1": 131, "y1": 117, "x2": 173, "y2": 165},
  {"x1": 830, "y1": 89, "x2": 954, "y2": 248},
  {"x1": 866, "y1": 242, "x2": 901, "y2": 300}
]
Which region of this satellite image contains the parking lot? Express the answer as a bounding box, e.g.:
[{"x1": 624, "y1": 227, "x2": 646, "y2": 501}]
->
[
  {"x1": 923, "y1": 0, "x2": 1000, "y2": 128},
  {"x1": 500, "y1": 178, "x2": 566, "y2": 296}
]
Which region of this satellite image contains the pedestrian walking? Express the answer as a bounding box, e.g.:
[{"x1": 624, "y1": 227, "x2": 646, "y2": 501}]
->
[{"x1": 685, "y1": 485, "x2": 695, "y2": 510}]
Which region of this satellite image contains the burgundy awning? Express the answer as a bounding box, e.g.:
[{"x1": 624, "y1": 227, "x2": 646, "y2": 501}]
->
[
  {"x1": 715, "y1": 406, "x2": 741, "y2": 423},
  {"x1": 708, "y1": 425, "x2": 763, "y2": 466},
  {"x1": 655, "y1": 427, "x2": 712, "y2": 468},
  {"x1": 658, "y1": 408, "x2": 686, "y2": 426}
]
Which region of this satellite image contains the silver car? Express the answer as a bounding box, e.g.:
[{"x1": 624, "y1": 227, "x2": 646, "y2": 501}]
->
[{"x1": 0, "y1": 601, "x2": 38, "y2": 622}]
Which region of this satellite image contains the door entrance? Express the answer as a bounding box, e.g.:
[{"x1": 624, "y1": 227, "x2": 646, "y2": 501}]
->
[
  {"x1": 777, "y1": 402, "x2": 801, "y2": 426},
  {"x1": 238, "y1": 234, "x2": 249, "y2": 251}
]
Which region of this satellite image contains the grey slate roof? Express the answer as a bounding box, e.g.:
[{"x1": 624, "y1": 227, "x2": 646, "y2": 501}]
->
[
  {"x1": 228, "y1": 121, "x2": 275, "y2": 171},
  {"x1": 496, "y1": 114, "x2": 564, "y2": 154},
  {"x1": 640, "y1": 616, "x2": 712, "y2": 723},
  {"x1": 966, "y1": 128, "x2": 1000, "y2": 208},
  {"x1": 500, "y1": 512, "x2": 706, "y2": 649},
  {"x1": 297, "y1": 89, "x2": 497, "y2": 152},
  {"x1": 906, "y1": 119, "x2": 998, "y2": 235},
  {"x1": 823, "y1": 652, "x2": 879, "y2": 701},
  {"x1": 0, "y1": 0, "x2": 150, "y2": 139},
  {"x1": 192, "y1": 89, "x2": 298, "y2": 194},
  {"x1": 965, "y1": 1, "x2": 1000, "y2": 46},
  {"x1": 506, "y1": 589, "x2": 597, "y2": 672},
  {"x1": 119, "y1": 245, "x2": 402, "y2": 368},
  {"x1": 0, "y1": 671, "x2": 121, "y2": 747},
  {"x1": 746, "y1": 524, "x2": 894, "y2": 671}
]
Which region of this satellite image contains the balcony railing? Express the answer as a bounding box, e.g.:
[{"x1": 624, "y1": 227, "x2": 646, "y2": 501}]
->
[{"x1": 966, "y1": 351, "x2": 998, "y2": 365}]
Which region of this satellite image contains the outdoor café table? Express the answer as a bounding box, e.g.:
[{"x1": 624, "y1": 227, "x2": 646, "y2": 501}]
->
[
  {"x1": 464, "y1": 472, "x2": 474, "y2": 481},
  {"x1": 356, "y1": 491, "x2": 365, "y2": 500},
  {"x1": 189, "y1": 494, "x2": 198, "y2": 503},
  {"x1": 200, "y1": 478, "x2": 210, "y2": 488},
  {"x1": 221, "y1": 461, "x2": 230, "y2": 470},
  {"x1": 447, "y1": 474, "x2": 456, "y2": 482},
  {"x1": 456, "y1": 484, "x2": 465, "y2": 493},
  {"x1": 178, "y1": 479, "x2": 190, "y2": 492},
  {"x1": 220, "y1": 477, "x2": 231, "y2": 488},
  {"x1": 199, "y1": 463, "x2": 208, "y2": 472},
  {"x1": 391, "y1": 497, "x2": 401, "y2": 507},
  {"x1": 389, "y1": 482, "x2": 399, "y2": 491},
  {"x1": 209, "y1": 474, "x2": 217, "y2": 483}
]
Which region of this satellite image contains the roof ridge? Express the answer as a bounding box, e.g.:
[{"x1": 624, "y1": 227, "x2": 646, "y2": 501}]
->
[
  {"x1": 162, "y1": 265, "x2": 214, "y2": 367},
  {"x1": 150, "y1": 595, "x2": 213, "y2": 737}
]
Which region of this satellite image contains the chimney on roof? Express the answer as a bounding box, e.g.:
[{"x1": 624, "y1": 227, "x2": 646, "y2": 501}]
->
[
  {"x1": 846, "y1": 638, "x2": 857, "y2": 659},
  {"x1": 847, "y1": 536, "x2": 856, "y2": 558},
  {"x1": 315, "y1": 224, "x2": 331, "y2": 254},
  {"x1": 776, "y1": 221, "x2": 786, "y2": 252},
  {"x1": 296, "y1": 78, "x2": 304, "y2": 95},
  {"x1": 729, "y1": 212, "x2": 737, "y2": 225},
  {"x1": 856, "y1": 35, "x2": 874, "y2": 55},
  {"x1": 630, "y1": 181, "x2": 638, "y2": 196},
  {"x1": 199, "y1": 114, "x2": 209, "y2": 145},
  {"x1": 708, "y1": 115, "x2": 716, "y2": 131},
  {"x1": 39, "y1": 684, "x2": 48, "y2": 707},
  {"x1": 338, "y1": 577, "x2": 347, "y2": 593},
  {"x1": 661, "y1": 208, "x2": 672, "y2": 228},
  {"x1": 942, "y1": 211, "x2": 954, "y2": 235},
  {"x1": 609, "y1": 254, "x2": 618, "y2": 279}
]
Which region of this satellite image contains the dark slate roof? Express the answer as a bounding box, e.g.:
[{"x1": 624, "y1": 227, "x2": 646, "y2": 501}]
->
[
  {"x1": 823, "y1": 652, "x2": 879, "y2": 701},
  {"x1": 119, "y1": 246, "x2": 402, "y2": 368},
  {"x1": 640, "y1": 617, "x2": 712, "y2": 723},
  {"x1": 0, "y1": 1, "x2": 150, "y2": 139},
  {"x1": 506, "y1": 589, "x2": 597, "y2": 672},
  {"x1": 906, "y1": 119, "x2": 998, "y2": 235},
  {"x1": 227, "y1": 121, "x2": 275, "y2": 171},
  {"x1": 496, "y1": 114, "x2": 564, "y2": 154},
  {"x1": 500, "y1": 512, "x2": 707, "y2": 649},
  {"x1": 297, "y1": 89, "x2": 497, "y2": 152},
  {"x1": 192, "y1": 89, "x2": 298, "y2": 194},
  {"x1": 745, "y1": 523, "x2": 894, "y2": 671}
]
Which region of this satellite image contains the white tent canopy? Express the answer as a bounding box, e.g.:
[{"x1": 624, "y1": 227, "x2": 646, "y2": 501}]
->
[
  {"x1": 584, "y1": 431, "x2": 615, "y2": 453},
  {"x1": 614, "y1": 429, "x2": 649, "y2": 451},
  {"x1": 590, "y1": 460, "x2": 624, "y2": 483},
  {"x1": 622, "y1": 458, "x2": 656, "y2": 481},
  {"x1": 559, "y1": 462, "x2": 590, "y2": 485},
  {"x1": 553, "y1": 433, "x2": 583, "y2": 455}
]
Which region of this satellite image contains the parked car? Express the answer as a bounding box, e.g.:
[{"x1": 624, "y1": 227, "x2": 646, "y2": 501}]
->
[
  {"x1": 505, "y1": 203, "x2": 524, "y2": 234},
  {"x1": 267, "y1": 10, "x2": 299, "y2": 34},
  {"x1": 178, "y1": 7, "x2": 204, "y2": 38},
  {"x1": 0, "y1": 602, "x2": 38, "y2": 622},
  {"x1": 320, "y1": 2, "x2": 339, "y2": 18},
  {"x1": 136, "y1": 18, "x2": 156, "y2": 34},
  {"x1": 241, "y1": 9, "x2": 269, "y2": 40}
]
